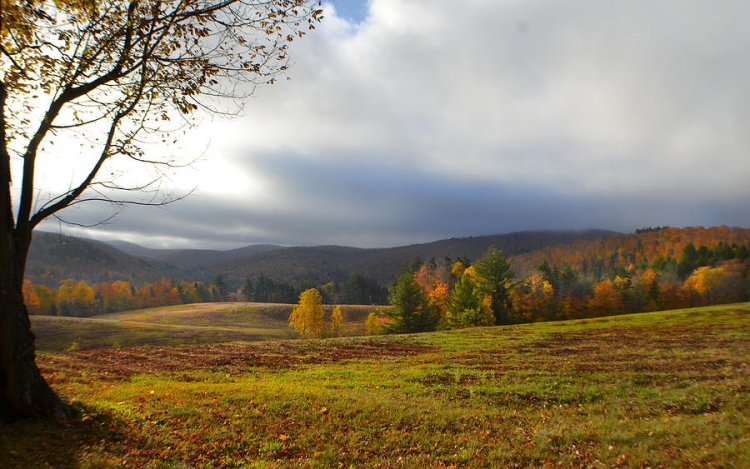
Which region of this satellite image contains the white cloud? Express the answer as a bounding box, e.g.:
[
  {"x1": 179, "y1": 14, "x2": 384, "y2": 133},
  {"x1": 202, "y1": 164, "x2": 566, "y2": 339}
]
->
[{"x1": 48, "y1": 0, "x2": 750, "y2": 248}]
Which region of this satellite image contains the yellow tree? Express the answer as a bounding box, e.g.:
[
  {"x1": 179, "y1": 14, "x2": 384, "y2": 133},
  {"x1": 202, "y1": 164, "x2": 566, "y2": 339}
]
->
[
  {"x1": 684, "y1": 266, "x2": 729, "y2": 305},
  {"x1": 365, "y1": 312, "x2": 381, "y2": 336},
  {"x1": 56, "y1": 279, "x2": 96, "y2": 316},
  {"x1": 329, "y1": 305, "x2": 344, "y2": 337},
  {"x1": 289, "y1": 288, "x2": 324, "y2": 339},
  {"x1": 71, "y1": 280, "x2": 96, "y2": 316},
  {"x1": 177, "y1": 281, "x2": 202, "y2": 305},
  {"x1": 588, "y1": 279, "x2": 623, "y2": 317},
  {"x1": 634, "y1": 268, "x2": 661, "y2": 311},
  {"x1": 33, "y1": 284, "x2": 57, "y2": 316},
  {"x1": 1, "y1": 0, "x2": 321, "y2": 418},
  {"x1": 429, "y1": 282, "x2": 449, "y2": 325},
  {"x1": 96, "y1": 280, "x2": 134, "y2": 313},
  {"x1": 509, "y1": 273, "x2": 555, "y2": 322}
]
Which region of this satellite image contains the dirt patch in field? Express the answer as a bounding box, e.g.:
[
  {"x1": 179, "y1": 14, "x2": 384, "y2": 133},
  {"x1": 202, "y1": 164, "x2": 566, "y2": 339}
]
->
[{"x1": 38, "y1": 338, "x2": 437, "y2": 383}]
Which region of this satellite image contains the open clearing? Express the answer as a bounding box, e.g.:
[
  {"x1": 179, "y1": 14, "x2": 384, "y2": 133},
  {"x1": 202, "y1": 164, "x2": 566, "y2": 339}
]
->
[
  {"x1": 30, "y1": 303, "x2": 377, "y2": 352},
  {"x1": 2, "y1": 304, "x2": 749, "y2": 468}
]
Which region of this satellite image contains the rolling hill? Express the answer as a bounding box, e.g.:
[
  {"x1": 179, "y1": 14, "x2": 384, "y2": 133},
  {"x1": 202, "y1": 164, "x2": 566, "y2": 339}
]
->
[
  {"x1": 30, "y1": 302, "x2": 378, "y2": 352},
  {"x1": 12, "y1": 303, "x2": 750, "y2": 468},
  {"x1": 28, "y1": 229, "x2": 617, "y2": 288},
  {"x1": 193, "y1": 229, "x2": 618, "y2": 287},
  {"x1": 107, "y1": 240, "x2": 283, "y2": 271},
  {"x1": 27, "y1": 231, "x2": 167, "y2": 287}
]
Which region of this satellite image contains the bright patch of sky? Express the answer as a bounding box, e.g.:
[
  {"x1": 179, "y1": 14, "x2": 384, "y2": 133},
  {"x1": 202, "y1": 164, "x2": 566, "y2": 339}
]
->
[
  {"x1": 326, "y1": 0, "x2": 370, "y2": 24},
  {"x1": 35, "y1": 0, "x2": 750, "y2": 249}
]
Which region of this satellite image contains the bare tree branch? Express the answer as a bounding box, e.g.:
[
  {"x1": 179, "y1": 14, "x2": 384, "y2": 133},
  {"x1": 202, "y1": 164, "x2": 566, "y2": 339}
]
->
[{"x1": 3, "y1": 0, "x2": 322, "y2": 237}]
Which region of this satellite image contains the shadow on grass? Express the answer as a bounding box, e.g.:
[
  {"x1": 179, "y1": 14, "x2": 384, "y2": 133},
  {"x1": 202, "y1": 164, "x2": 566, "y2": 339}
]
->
[{"x1": 0, "y1": 403, "x2": 131, "y2": 468}]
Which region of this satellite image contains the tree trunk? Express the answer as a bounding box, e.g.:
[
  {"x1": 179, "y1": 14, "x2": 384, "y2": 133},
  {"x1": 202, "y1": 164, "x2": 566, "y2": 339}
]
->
[{"x1": 0, "y1": 229, "x2": 66, "y2": 420}]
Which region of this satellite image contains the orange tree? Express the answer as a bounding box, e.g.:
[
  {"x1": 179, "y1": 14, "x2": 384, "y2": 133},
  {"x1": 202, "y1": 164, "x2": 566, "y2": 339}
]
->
[{"x1": 0, "y1": 0, "x2": 321, "y2": 419}]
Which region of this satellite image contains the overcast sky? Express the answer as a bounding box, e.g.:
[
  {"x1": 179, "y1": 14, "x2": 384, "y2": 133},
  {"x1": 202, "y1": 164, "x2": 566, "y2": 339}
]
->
[{"x1": 40, "y1": 0, "x2": 750, "y2": 250}]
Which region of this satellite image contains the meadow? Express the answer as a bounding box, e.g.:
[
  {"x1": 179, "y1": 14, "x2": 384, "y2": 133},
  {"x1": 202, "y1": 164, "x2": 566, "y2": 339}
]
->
[
  {"x1": 29, "y1": 303, "x2": 375, "y2": 352},
  {"x1": 1, "y1": 303, "x2": 749, "y2": 468}
]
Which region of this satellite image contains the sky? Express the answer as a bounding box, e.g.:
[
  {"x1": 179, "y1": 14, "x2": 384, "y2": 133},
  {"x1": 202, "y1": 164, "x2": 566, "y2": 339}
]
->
[{"x1": 36, "y1": 0, "x2": 750, "y2": 250}]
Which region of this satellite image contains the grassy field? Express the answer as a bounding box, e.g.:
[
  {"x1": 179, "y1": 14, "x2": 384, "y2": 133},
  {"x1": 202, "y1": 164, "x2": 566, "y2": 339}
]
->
[
  {"x1": 30, "y1": 303, "x2": 379, "y2": 352},
  {"x1": 3, "y1": 303, "x2": 750, "y2": 468}
]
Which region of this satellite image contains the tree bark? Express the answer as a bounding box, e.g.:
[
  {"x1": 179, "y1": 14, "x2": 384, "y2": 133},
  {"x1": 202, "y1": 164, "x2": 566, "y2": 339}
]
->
[{"x1": 0, "y1": 229, "x2": 66, "y2": 421}]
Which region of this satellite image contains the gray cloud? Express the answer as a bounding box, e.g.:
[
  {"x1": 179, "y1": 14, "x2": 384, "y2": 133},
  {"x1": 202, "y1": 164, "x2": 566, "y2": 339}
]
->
[{"x1": 50, "y1": 0, "x2": 750, "y2": 249}]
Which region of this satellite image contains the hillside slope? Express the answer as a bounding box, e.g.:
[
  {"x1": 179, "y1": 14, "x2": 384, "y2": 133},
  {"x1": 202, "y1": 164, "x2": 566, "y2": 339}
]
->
[
  {"x1": 28, "y1": 229, "x2": 616, "y2": 287},
  {"x1": 107, "y1": 240, "x2": 283, "y2": 270},
  {"x1": 31, "y1": 302, "x2": 379, "y2": 351},
  {"x1": 194, "y1": 230, "x2": 616, "y2": 287},
  {"x1": 27, "y1": 232, "x2": 166, "y2": 287},
  {"x1": 12, "y1": 303, "x2": 750, "y2": 468}
]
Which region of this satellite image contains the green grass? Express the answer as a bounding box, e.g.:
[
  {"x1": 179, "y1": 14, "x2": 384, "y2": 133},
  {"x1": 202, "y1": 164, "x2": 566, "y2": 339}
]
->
[{"x1": 4, "y1": 303, "x2": 750, "y2": 468}]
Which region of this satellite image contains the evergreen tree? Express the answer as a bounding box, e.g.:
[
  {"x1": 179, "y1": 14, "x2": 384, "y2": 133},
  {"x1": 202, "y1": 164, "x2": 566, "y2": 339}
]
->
[
  {"x1": 241, "y1": 277, "x2": 255, "y2": 302},
  {"x1": 213, "y1": 275, "x2": 231, "y2": 302},
  {"x1": 255, "y1": 275, "x2": 273, "y2": 302},
  {"x1": 385, "y1": 271, "x2": 436, "y2": 333},
  {"x1": 678, "y1": 243, "x2": 699, "y2": 279},
  {"x1": 473, "y1": 247, "x2": 514, "y2": 325},
  {"x1": 445, "y1": 273, "x2": 493, "y2": 329}
]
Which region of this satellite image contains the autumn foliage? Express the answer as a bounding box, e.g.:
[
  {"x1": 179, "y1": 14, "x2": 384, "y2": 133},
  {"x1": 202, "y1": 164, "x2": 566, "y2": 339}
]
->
[
  {"x1": 385, "y1": 227, "x2": 750, "y2": 332},
  {"x1": 288, "y1": 288, "x2": 325, "y2": 338},
  {"x1": 22, "y1": 278, "x2": 216, "y2": 317},
  {"x1": 22, "y1": 226, "x2": 750, "y2": 326}
]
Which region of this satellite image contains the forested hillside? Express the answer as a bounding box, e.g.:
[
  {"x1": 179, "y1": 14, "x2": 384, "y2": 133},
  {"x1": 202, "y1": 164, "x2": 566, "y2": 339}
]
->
[
  {"x1": 24, "y1": 226, "x2": 750, "y2": 320},
  {"x1": 28, "y1": 229, "x2": 614, "y2": 288},
  {"x1": 107, "y1": 240, "x2": 283, "y2": 271},
  {"x1": 27, "y1": 232, "x2": 166, "y2": 287},
  {"x1": 192, "y1": 230, "x2": 616, "y2": 287},
  {"x1": 511, "y1": 226, "x2": 750, "y2": 277},
  {"x1": 388, "y1": 226, "x2": 750, "y2": 331}
]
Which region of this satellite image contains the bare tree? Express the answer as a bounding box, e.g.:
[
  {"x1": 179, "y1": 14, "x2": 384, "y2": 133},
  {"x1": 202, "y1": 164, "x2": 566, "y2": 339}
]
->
[{"x1": 0, "y1": 0, "x2": 322, "y2": 419}]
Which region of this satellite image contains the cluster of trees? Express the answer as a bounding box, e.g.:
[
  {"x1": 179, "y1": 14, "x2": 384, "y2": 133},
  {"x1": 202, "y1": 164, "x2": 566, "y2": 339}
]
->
[
  {"x1": 383, "y1": 241, "x2": 750, "y2": 333},
  {"x1": 23, "y1": 270, "x2": 390, "y2": 318},
  {"x1": 288, "y1": 288, "x2": 345, "y2": 338},
  {"x1": 511, "y1": 226, "x2": 750, "y2": 278},
  {"x1": 240, "y1": 273, "x2": 388, "y2": 305},
  {"x1": 25, "y1": 238, "x2": 750, "y2": 324},
  {"x1": 508, "y1": 256, "x2": 749, "y2": 323},
  {"x1": 385, "y1": 247, "x2": 514, "y2": 333},
  {"x1": 22, "y1": 278, "x2": 219, "y2": 317}
]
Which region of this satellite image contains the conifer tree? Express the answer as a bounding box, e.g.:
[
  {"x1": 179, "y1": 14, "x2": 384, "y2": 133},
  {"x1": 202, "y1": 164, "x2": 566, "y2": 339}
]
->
[
  {"x1": 385, "y1": 271, "x2": 436, "y2": 333},
  {"x1": 445, "y1": 272, "x2": 493, "y2": 329},
  {"x1": 474, "y1": 247, "x2": 514, "y2": 325}
]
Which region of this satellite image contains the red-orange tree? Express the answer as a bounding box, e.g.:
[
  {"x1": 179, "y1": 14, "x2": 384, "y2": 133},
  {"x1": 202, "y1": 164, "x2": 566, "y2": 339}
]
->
[{"x1": 0, "y1": 0, "x2": 321, "y2": 419}]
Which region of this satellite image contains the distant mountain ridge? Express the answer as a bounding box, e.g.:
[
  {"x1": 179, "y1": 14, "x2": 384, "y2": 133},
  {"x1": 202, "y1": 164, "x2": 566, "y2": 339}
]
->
[
  {"x1": 27, "y1": 229, "x2": 617, "y2": 288},
  {"x1": 191, "y1": 230, "x2": 620, "y2": 287},
  {"x1": 27, "y1": 232, "x2": 166, "y2": 287},
  {"x1": 107, "y1": 240, "x2": 283, "y2": 271}
]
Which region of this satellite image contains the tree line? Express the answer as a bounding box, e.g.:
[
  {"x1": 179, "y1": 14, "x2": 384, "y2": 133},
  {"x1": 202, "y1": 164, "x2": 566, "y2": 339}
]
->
[
  {"x1": 22, "y1": 278, "x2": 219, "y2": 317},
  {"x1": 24, "y1": 236, "x2": 750, "y2": 321},
  {"x1": 378, "y1": 241, "x2": 750, "y2": 334},
  {"x1": 23, "y1": 271, "x2": 390, "y2": 317}
]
